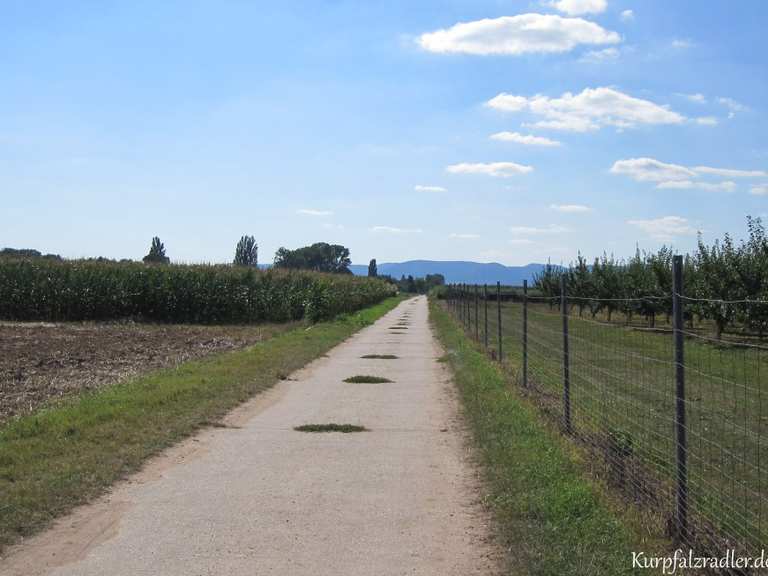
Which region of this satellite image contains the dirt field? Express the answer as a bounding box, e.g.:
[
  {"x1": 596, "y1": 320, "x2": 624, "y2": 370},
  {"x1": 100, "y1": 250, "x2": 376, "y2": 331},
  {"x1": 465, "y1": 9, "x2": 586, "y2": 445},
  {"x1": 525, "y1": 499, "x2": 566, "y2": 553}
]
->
[{"x1": 0, "y1": 320, "x2": 295, "y2": 424}]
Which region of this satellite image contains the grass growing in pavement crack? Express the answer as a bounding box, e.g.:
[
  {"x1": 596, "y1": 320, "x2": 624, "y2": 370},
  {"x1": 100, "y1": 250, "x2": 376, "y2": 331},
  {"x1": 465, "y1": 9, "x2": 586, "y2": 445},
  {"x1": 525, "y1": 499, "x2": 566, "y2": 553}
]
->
[
  {"x1": 0, "y1": 296, "x2": 404, "y2": 554},
  {"x1": 360, "y1": 354, "x2": 399, "y2": 359},
  {"x1": 294, "y1": 424, "x2": 367, "y2": 433},
  {"x1": 343, "y1": 375, "x2": 393, "y2": 383}
]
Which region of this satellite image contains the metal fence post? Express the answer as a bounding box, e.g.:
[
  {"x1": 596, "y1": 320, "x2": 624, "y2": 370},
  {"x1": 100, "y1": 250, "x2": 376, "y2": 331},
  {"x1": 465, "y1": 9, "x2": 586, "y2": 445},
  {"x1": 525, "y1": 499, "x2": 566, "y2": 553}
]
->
[
  {"x1": 673, "y1": 255, "x2": 688, "y2": 543},
  {"x1": 484, "y1": 284, "x2": 489, "y2": 350},
  {"x1": 561, "y1": 276, "x2": 571, "y2": 434},
  {"x1": 474, "y1": 285, "x2": 479, "y2": 341},
  {"x1": 523, "y1": 279, "x2": 528, "y2": 388},
  {"x1": 497, "y1": 281, "x2": 503, "y2": 361}
]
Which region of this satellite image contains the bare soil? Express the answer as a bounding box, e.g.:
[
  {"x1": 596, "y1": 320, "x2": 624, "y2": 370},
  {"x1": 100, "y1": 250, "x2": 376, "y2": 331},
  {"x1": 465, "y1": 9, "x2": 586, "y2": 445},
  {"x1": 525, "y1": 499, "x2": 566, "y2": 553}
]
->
[{"x1": 0, "y1": 320, "x2": 294, "y2": 424}]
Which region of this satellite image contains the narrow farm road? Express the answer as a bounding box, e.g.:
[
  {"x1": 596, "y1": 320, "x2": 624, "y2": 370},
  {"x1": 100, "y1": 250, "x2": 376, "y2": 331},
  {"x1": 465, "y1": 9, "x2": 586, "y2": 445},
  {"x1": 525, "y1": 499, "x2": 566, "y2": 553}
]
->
[{"x1": 1, "y1": 296, "x2": 499, "y2": 576}]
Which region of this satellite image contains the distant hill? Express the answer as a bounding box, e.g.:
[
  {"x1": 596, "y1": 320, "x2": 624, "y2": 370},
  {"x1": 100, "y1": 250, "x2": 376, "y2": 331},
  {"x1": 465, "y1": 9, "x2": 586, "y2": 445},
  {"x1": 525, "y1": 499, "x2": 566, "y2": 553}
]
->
[{"x1": 350, "y1": 260, "x2": 552, "y2": 285}]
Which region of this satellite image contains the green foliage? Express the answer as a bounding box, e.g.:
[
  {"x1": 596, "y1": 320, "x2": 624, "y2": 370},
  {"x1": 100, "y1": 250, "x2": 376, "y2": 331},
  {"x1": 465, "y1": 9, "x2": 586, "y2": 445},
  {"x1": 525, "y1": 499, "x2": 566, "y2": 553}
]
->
[
  {"x1": 0, "y1": 259, "x2": 395, "y2": 324},
  {"x1": 233, "y1": 235, "x2": 258, "y2": 267},
  {"x1": 533, "y1": 216, "x2": 768, "y2": 338},
  {"x1": 273, "y1": 242, "x2": 352, "y2": 274},
  {"x1": 368, "y1": 258, "x2": 377, "y2": 277},
  {"x1": 143, "y1": 236, "x2": 169, "y2": 264}
]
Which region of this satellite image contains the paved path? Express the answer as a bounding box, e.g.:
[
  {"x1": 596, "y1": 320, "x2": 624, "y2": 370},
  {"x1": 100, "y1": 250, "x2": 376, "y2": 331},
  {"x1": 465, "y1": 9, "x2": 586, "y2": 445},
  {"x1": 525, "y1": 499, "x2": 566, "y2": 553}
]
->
[{"x1": 1, "y1": 296, "x2": 498, "y2": 576}]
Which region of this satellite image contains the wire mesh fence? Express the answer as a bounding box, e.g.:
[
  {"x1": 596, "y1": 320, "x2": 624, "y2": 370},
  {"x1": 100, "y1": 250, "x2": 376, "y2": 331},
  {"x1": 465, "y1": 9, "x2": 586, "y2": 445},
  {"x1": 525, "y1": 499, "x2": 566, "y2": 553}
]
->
[{"x1": 443, "y1": 257, "x2": 768, "y2": 564}]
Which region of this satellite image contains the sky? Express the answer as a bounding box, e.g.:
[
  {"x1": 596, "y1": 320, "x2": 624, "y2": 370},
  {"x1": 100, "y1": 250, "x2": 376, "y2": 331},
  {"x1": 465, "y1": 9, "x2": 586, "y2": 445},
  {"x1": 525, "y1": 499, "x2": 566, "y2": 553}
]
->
[{"x1": 2, "y1": 0, "x2": 768, "y2": 266}]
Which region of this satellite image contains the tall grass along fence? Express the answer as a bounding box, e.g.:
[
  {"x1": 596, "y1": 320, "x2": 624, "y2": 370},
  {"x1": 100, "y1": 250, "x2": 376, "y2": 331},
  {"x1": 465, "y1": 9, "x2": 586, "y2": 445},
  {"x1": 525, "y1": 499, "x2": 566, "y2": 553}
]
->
[
  {"x1": 0, "y1": 259, "x2": 395, "y2": 323},
  {"x1": 443, "y1": 256, "x2": 767, "y2": 564}
]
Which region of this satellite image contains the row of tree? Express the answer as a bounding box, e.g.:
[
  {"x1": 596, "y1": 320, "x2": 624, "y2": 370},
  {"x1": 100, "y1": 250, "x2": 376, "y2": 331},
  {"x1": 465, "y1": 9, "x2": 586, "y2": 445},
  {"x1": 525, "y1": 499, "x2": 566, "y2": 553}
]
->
[
  {"x1": 534, "y1": 217, "x2": 768, "y2": 339},
  {"x1": 143, "y1": 236, "x2": 352, "y2": 274}
]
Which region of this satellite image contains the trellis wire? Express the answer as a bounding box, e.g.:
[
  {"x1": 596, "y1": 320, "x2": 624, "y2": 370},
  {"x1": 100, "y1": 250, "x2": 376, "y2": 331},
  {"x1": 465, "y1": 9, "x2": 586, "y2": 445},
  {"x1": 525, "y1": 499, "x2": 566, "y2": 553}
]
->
[{"x1": 443, "y1": 268, "x2": 768, "y2": 563}]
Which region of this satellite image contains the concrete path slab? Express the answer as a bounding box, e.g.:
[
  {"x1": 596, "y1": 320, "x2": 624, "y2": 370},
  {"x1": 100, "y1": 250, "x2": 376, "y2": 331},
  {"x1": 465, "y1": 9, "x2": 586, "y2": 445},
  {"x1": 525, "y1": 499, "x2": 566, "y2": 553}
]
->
[{"x1": 0, "y1": 296, "x2": 499, "y2": 576}]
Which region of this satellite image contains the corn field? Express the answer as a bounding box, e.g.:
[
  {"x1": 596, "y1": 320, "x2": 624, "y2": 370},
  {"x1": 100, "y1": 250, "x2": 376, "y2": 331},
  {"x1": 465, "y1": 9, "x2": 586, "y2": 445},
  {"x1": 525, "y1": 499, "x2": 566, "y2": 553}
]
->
[{"x1": 0, "y1": 259, "x2": 396, "y2": 324}]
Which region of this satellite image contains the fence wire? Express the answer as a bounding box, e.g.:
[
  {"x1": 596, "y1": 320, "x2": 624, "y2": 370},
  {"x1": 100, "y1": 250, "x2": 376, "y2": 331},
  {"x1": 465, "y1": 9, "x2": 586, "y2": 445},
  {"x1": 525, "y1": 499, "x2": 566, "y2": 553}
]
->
[{"x1": 444, "y1": 280, "x2": 768, "y2": 565}]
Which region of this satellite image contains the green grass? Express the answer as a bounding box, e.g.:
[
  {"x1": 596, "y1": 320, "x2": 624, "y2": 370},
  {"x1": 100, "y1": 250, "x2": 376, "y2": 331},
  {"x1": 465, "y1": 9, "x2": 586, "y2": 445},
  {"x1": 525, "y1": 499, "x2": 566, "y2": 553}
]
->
[
  {"x1": 293, "y1": 424, "x2": 368, "y2": 433},
  {"x1": 0, "y1": 296, "x2": 403, "y2": 554},
  {"x1": 360, "y1": 354, "x2": 399, "y2": 360},
  {"x1": 343, "y1": 375, "x2": 393, "y2": 383},
  {"x1": 470, "y1": 299, "x2": 767, "y2": 554},
  {"x1": 430, "y1": 299, "x2": 642, "y2": 575}
]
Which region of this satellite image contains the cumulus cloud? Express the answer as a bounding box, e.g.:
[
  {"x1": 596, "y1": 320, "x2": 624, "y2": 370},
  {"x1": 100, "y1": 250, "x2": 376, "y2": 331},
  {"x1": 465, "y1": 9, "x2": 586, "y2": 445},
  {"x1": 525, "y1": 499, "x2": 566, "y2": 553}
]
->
[
  {"x1": 676, "y1": 92, "x2": 706, "y2": 103},
  {"x1": 579, "y1": 47, "x2": 620, "y2": 63},
  {"x1": 627, "y1": 216, "x2": 696, "y2": 240},
  {"x1": 550, "y1": 203, "x2": 592, "y2": 213},
  {"x1": 671, "y1": 38, "x2": 694, "y2": 49},
  {"x1": 693, "y1": 166, "x2": 767, "y2": 178},
  {"x1": 612, "y1": 158, "x2": 766, "y2": 192},
  {"x1": 417, "y1": 14, "x2": 620, "y2": 56},
  {"x1": 446, "y1": 161, "x2": 534, "y2": 177},
  {"x1": 510, "y1": 224, "x2": 568, "y2": 235},
  {"x1": 695, "y1": 116, "x2": 718, "y2": 126},
  {"x1": 297, "y1": 208, "x2": 333, "y2": 217},
  {"x1": 751, "y1": 185, "x2": 768, "y2": 196},
  {"x1": 718, "y1": 97, "x2": 748, "y2": 118},
  {"x1": 490, "y1": 131, "x2": 562, "y2": 147},
  {"x1": 610, "y1": 158, "x2": 696, "y2": 182},
  {"x1": 414, "y1": 184, "x2": 447, "y2": 192},
  {"x1": 370, "y1": 226, "x2": 423, "y2": 234},
  {"x1": 449, "y1": 233, "x2": 481, "y2": 239},
  {"x1": 656, "y1": 180, "x2": 736, "y2": 192},
  {"x1": 487, "y1": 87, "x2": 685, "y2": 132},
  {"x1": 620, "y1": 9, "x2": 634, "y2": 21},
  {"x1": 547, "y1": 0, "x2": 607, "y2": 15}
]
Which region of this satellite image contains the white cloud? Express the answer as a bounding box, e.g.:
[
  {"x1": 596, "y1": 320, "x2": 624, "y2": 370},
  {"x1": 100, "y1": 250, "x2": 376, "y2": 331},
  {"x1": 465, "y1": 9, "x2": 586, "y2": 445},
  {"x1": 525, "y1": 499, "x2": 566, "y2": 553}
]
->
[
  {"x1": 490, "y1": 131, "x2": 562, "y2": 147},
  {"x1": 610, "y1": 158, "x2": 696, "y2": 182},
  {"x1": 510, "y1": 224, "x2": 568, "y2": 235},
  {"x1": 487, "y1": 87, "x2": 685, "y2": 132},
  {"x1": 297, "y1": 208, "x2": 333, "y2": 217},
  {"x1": 656, "y1": 180, "x2": 736, "y2": 192},
  {"x1": 446, "y1": 161, "x2": 534, "y2": 177},
  {"x1": 620, "y1": 9, "x2": 634, "y2": 21},
  {"x1": 417, "y1": 14, "x2": 620, "y2": 56},
  {"x1": 751, "y1": 185, "x2": 768, "y2": 196},
  {"x1": 322, "y1": 223, "x2": 345, "y2": 230},
  {"x1": 694, "y1": 116, "x2": 718, "y2": 126},
  {"x1": 627, "y1": 216, "x2": 696, "y2": 240},
  {"x1": 693, "y1": 166, "x2": 768, "y2": 178},
  {"x1": 548, "y1": 0, "x2": 607, "y2": 15},
  {"x1": 370, "y1": 226, "x2": 423, "y2": 234},
  {"x1": 717, "y1": 97, "x2": 749, "y2": 119},
  {"x1": 579, "y1": 47, "x2": 620, "y2": 63},
  {"x1": 550, "y1": 203, "x2": 592, "y2": 213},
  {"x1": 449, "y1": 233, "x2": 481, "y2": 239},
  {"x1": 508, "y1": 238, "x2": 535, "y2": 245},
  {"x1": 671, "y1": 38, "x2": 694, "y2": 49},
  {"x1": 676, "y1": 92, "x2": 706, "y2": 103},
  {"x1": 414, "y1": 184, "x2": 447, "y2": 192},
  {"x1": 613, "y1": 158, "x2": 767, "y2": 192}
]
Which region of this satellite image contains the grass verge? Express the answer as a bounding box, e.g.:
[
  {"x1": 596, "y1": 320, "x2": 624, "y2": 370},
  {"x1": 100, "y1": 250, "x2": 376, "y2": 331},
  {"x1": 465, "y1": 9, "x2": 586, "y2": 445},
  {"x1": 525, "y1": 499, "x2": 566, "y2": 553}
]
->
[
  {"x1": 429, "y1": 299, "x2": 641, "y2": 575},
  {"x1": 0, "y1": 296, "x2": 403, "y2": 554}
]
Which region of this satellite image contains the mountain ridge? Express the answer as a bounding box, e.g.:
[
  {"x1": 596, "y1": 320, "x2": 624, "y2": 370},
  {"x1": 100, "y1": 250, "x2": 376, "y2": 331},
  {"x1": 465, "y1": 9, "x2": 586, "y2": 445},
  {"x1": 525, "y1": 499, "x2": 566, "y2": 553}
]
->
[{"x1": 349, "y1": 260, "x2": 551, "y2": 285}]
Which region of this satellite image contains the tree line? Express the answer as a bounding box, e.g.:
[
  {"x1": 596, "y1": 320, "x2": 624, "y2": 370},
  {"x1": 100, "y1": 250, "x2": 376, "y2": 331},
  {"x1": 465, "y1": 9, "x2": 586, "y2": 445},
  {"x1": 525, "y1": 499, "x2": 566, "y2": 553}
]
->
[{"x1": 534, "y1": 216, "x2": 768, "y2": 339}]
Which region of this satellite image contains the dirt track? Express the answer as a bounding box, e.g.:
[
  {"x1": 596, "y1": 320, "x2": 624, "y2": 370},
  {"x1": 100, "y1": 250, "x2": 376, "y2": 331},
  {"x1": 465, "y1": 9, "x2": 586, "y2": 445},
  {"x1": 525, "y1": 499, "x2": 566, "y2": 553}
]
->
[{"x1": 0, "y1": 296, "x2": 499, "y2": 576}]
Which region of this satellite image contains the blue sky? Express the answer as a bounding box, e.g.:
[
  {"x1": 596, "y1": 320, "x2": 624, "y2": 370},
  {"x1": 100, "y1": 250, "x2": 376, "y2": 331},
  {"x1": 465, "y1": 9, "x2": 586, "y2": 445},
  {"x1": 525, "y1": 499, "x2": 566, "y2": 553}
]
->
[{"x1": 3, "y1": 0, "x2": 767, "y2": 266}]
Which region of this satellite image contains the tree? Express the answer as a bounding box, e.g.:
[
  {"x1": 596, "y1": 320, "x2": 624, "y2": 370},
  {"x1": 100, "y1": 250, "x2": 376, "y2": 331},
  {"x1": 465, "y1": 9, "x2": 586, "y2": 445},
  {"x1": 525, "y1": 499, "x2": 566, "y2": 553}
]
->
[
  {"x1": 273, "y1": 242, "x2": 352, "y2": 274},
  {"x1": 694, "y1": 233, "x2": 738, "y2": 339},
  {"x1": 368, "y1": 258, "x2": 378, "y2": 277},
  {"x1": 234, "y1": 235, "x2": 258, "y2": 267},
  {"x1": 143, "y1": 237, "x2": 169, "y2": 264}
]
